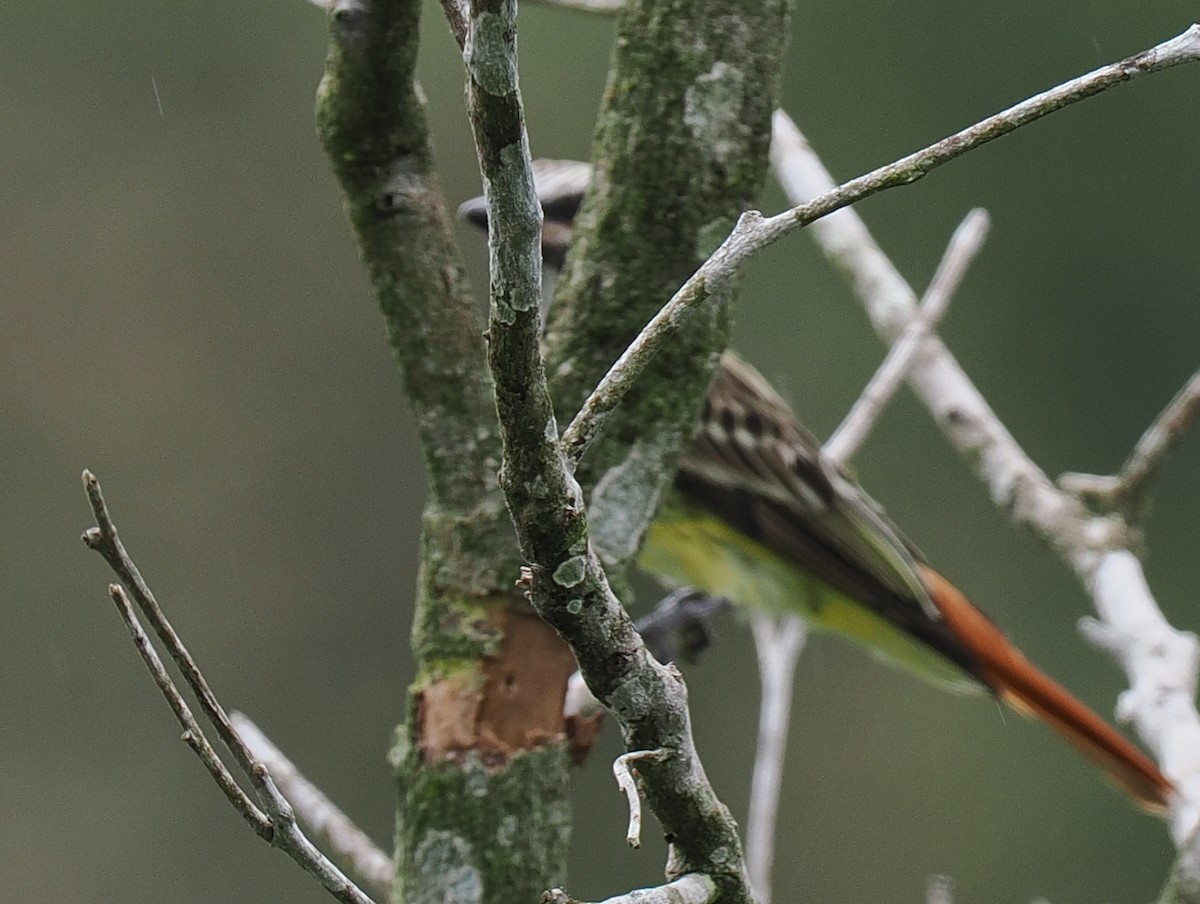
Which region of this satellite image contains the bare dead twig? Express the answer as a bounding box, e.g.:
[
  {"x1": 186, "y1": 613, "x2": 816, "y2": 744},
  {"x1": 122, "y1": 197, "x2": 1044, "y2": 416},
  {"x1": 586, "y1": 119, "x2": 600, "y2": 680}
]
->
[
  {"x1": 81, "y1": 471, "x2": 264, "y2": 784},
  {"x1": 770, "y1": 106, "x2": 1200, "y2": 845},
  {"x1": 528, "y1": 0, "x2": 624, "y2": 11},
  {"x1": 81, "y1": 471, "x2": 379, "y2": 904},
  {"x1": 1062, "y1": 365, "x2": 1200, "y2": 515},
  {"x1": 231, "y1": 713, "x2": 395, "y2": 899},
  {"x1": 825, "y1": 207, "x2": 990, "y2": 464},
  {"x1": 613, "y1": 749, "x2": 669, "y2": 848},
  {"x1": 744, "y1": 614, "x2": 807, "y2": 904},
  {"x1": 544, "y1": 874, "x2": 718, "y2": 904},
  {"x1": 1116, "y1": 367, "x2": 1200, "y2": 504},
  {"x1": 107, "y1": 583, "x2": 272, "y2": 838}
]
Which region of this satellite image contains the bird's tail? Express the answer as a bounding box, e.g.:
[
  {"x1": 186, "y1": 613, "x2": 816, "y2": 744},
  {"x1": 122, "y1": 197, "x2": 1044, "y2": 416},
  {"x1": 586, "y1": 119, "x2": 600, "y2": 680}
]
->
[{"x1": 917, "y1": 565, "x2": 1172, "y2": 813}]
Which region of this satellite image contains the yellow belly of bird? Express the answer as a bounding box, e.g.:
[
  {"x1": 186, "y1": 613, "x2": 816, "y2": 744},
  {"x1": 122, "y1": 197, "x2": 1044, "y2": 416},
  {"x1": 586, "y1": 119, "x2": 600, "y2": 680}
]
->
[{"x1": 640, "y1": 496, "x2": 980, "y2": 695}]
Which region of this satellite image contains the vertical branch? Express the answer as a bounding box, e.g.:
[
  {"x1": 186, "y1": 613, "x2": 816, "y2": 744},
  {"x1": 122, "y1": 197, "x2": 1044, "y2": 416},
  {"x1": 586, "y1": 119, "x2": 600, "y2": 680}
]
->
[
  {"x1": 317, "y1": 2, "x2": 576, "y2": 902},
  {"x1": 745, "y1": 614, "x2": 807, "y2": 904},
  {"x1": 461, "y1": 1, "x2": 756, "y2": 901}
]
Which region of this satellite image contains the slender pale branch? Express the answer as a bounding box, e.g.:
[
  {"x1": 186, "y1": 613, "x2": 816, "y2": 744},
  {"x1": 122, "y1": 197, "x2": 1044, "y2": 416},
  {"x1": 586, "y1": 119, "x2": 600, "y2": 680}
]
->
[
  {"x1": 1062, "y1": 365, "x2": 1200, "y2": 514},
  {"x1": 744, "y1": 614, "x2": 807, "y2": 904},
  {"x1": 825, "y1": 207, "x2": 990, "y2": 463},
  {"x1": 81, "y1": 472, "x2": 379, "y2": 904},
  {"x1": 107, "y1": 583, "x2": 271, "y2": 838},
  {"x1": 231, "y1": 713, "x2": 394, "y2": 900},
  {"x1": 560, "y1": 25, "x2": 1200, "y2": 465},
  {"x1": 769, "y1": 105, "x2": 1200, "y2": 845},
  {"x1": 742, "y1": 211, "x2": 986, "y2": 898},
  {"x1": 544, "y1": 874, "x2": 718, "y2": 904},
  {"x1": 529, "y1": 0, "x2": 623, "y2": 11},
  {"x1": 612, "y1": 749, "x2": 667, "y2": 848}
]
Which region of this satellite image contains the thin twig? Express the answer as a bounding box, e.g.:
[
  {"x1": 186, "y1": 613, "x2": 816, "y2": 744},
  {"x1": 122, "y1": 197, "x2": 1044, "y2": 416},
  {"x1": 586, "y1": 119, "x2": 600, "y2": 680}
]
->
[
  {"x1": 1063, "y1": 366, "x2": 1200, "y2": 513},
  {"x1": 825, "y1": 208, "x2": 990, "y2": 464},
  {"x1": 231, "y1": 713, "x2": 395, "y2": 899},
  {"x1": 769, "y1": 106, "x2": 1200, "y2": 844},
  {"x1": 1118, "y1": 366, "x2": 1200, "y2": 502},
  {"x1": 528, "y1": 0, "x2": 623, "y2": 11},
  {"x1": 559, "y1": 25, "x2": 1200, "y2": 467},
  {"x1": 81, "y1": 471, "x2": 263, "y2": 785},
  {"x1": 745, "y1": 614, "x2": 807, "y2": 904},
  {"x1": 613, "y1": 749, "x2": 668, "y2": 848},
  {"x1": 82, "y1": 472, "x2": 379, "y2": 904},
  {"x1": 544, "y1": 874, "x2": 719, "y2": 904},
  {"x1": 107, "y1": 584, "x2": 272, "y2": 838}
]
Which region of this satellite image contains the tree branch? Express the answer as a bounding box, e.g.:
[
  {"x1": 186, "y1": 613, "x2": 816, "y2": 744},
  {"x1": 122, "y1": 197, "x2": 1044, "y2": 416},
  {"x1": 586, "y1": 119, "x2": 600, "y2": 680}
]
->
[
  {"x1": 81, "y1": 471, "x2": 267, "y2": 797},
  {"x1": 769, "y1": 105, "x2": 1200, "y2": 845},
  {"x1": 81, "y1": 472, "x2": 378, "y2": 904},
  {"x1": 744, "y1": 614, "x2": 807, "y2": 904},
  {"x1": 825, "y1": 207, "x2": 990, "y2": 463},
  {"x1": 459, "y1": 0, "x2": 753, "y2": 899},
  {"x1": 108, "y1": 582, "x2": 271, "y2": 840},
  {"x1": 1062, "y1": 365, "x2": 1200, "y2": 517},
  {"x1": 1114, "y1": 367, "x2": 1200, "y2": 506},
  {"x1": 545, "y1": 874, "x2": 718, "y2": 904},
  {"x1": 528, "y1": 0, "x2": 623, "y2": 13},
  {"x1": 561, "y1": 26, "x2": 1200, "y2": 463},
  {"x1": 231, "y1": 713, "x2": 394, "y2": 900}
]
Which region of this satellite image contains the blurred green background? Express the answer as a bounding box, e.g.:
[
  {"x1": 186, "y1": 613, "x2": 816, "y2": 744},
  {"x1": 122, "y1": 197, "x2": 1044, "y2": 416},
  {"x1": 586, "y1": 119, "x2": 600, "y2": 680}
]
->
[{"x1": 4, "y1": 1, "x2": 1198, "y2": 901}]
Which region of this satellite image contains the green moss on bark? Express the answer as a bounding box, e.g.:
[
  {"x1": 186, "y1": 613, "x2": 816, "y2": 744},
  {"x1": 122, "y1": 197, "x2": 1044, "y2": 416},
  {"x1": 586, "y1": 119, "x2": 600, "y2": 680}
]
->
[
  {"x1": 394, "y1": 744, "x2": 571, "y2": 904},
  {"x1": 544, "y1": 0, "x2": 792, "y2": 577},
  {"x1": 317, "y1": 3, "x2": 573, "y2": 902}
]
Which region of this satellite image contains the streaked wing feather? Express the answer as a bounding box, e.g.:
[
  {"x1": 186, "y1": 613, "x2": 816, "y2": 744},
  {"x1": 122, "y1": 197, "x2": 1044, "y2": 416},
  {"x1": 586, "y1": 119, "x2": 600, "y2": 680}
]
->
[{"x1": 676, "y1": 351, "x2": 983, "y2": 680}]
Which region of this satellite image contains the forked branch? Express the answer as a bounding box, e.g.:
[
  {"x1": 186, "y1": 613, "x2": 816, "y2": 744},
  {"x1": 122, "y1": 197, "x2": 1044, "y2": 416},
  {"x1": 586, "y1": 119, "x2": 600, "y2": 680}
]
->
[
  {"x1": 770, "y1": 105, "x2": 1200, "y2": 846},
  {"x1": 1062, "y1": 366, "x2": 1200, "y2": 516},
  {"x1": 457, "y1": 0, "x2": 754, "y2": 898},
  {"x1": 560, "y1": 25, "x2": 1200, "y2": 466},
  {"x1": 81, "y1": 471, "x2": 379, "y2": 904}
]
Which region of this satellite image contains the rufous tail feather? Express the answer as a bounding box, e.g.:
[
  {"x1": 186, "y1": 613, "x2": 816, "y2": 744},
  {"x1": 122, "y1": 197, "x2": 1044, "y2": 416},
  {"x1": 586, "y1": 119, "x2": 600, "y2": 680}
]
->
[{"x1": 917, "y1": 565, "x2": 1172, "y2": 813}]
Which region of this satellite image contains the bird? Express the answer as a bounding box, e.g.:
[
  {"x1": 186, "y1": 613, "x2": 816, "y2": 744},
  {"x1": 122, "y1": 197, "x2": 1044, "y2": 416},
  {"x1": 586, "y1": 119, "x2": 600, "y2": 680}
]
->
[{"x1": 458, "y1": 160, "x2": 1172, "y2": 813}]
